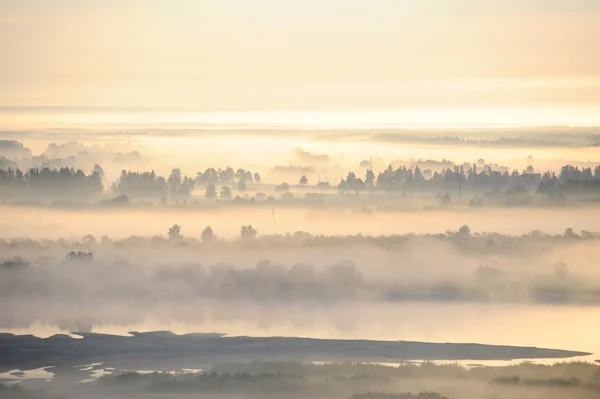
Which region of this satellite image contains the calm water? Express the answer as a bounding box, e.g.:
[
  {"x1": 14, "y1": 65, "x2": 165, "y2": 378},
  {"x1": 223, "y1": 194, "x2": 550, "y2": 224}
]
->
[
  {"x1": 7, "y1": 302, "x2": 599, "y2": 361},
  {"x1": 3, "y1": 301, "x2": 599, "y2": 387}
]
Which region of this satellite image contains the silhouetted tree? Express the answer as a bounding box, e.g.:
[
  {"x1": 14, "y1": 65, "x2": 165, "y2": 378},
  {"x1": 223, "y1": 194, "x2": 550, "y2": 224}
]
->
[
  {"x1": 0, "y1": 258, "x2": 29, "y2": 269},
  {"x1": 112, "y1": 194, "x2": 129, "y2": 203},
  {"x1": 365, "y1": 169, "x2": 375, "y2": 188},
  {"x1": 181, "y1": 176, "x2": 194, "y2": 196},
  {"x1": 414, "y1": 166, "x2": 424, "y2": 181},
  {"x1": 220, "y1": 186, "x2": 232, "y2": 200},
  {"x1": 275, "y1": 182, "x2": 290, "y2": 192},
  {"x1": 81, "y1": 234, "x2": 96, "y2": 246},
  {"x1": 564, "y1": 227, "x2": 579, "y2": 238},
  {"x1": 240, "y1": 225, "x2": 258, "y2": 240},
  {"x1": 198, "y1": 168, "x2": 219, "y2": 185},
  {"x1": 458, "y1": 225, "x2": 471, "y2": 236},
  {"x1": 66, "y1": 251, "x2": 93, "y2": 262},
  {"x1": 237, "y1": 179, "x2": 247, "y2": 192},
  {"x1": 233, "y1": 168, "x2": 243, "y2": 180},
  {"x1": 167, "y1": 169, "x2": 182, "y2": 194},
  {"x1": 343, "y1": 172, "x2": 365, "y2": 195},
  {"x1": 221, "y1": 167, "x2": 235, "y2": 183},
  {"x1": 338, "y1": 179, "x2": 349, "y2": 193},
  {"x1": 113, "y1": 170, "x2": 166, "y2": 199},
  {"x1": 201, "y1": 226, "x2": 214, "y2": 243},
  {"x1": 205, "y1": 184, "x2": 216, "y2": 199},
  {"x1": 93, "y1": 164, "x2": 105, "y2": 179},
  {"x1": 168, "y1": 224, "x2": 181, "y2": 240},
  {"x1": 359, "y1": 160, "x2": 371, "y2": 168}
]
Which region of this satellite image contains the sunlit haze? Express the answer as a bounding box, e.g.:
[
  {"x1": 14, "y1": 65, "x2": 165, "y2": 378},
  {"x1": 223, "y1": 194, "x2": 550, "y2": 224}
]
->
[
  {"x1": 2, "y1": 0, "x2": 600, "y2": 127},
  {"x1": 2, "y1": 2, "x2": 600, "y2": 398}
]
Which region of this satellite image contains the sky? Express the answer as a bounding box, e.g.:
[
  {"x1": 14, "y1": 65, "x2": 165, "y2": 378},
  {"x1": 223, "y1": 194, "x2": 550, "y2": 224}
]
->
[{"x1": 1, "y1": 0, "x2": 600, "y2": 127}]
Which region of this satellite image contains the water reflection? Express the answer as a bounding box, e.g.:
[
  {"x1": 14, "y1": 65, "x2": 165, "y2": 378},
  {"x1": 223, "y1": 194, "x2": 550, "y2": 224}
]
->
[
  {"x1": 6, "y1": 303, "x2": 599, "y2": 360},
  {"x1": 0, "y1": 367, "x2": 55, "y2": 384}
]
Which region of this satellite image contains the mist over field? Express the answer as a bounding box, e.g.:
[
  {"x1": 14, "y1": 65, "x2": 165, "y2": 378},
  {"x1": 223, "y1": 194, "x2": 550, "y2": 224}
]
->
[
  {"x1": 3, "y1": 126, "x2": 600, "y2": 398},
  {"x1": 3, "y1": 0, "x2": 600, "y2": 397}
]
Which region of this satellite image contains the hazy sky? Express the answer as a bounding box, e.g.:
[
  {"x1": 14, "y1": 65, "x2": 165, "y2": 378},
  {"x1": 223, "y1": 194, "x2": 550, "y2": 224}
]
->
[{"x1": 2, "y1": 0, "x2": 600, "y2": 122}]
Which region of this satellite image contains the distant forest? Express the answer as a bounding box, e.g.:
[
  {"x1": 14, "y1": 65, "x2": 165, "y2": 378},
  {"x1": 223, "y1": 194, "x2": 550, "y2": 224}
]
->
[{"x1": 1, "y1": 163, "x2": 600, "y2": 204}]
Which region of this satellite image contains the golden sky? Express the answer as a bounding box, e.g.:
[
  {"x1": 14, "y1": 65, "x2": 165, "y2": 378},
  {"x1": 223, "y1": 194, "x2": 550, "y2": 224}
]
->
[{"x1": 1, "y1": 0, "x2": 600, "y2": 116}]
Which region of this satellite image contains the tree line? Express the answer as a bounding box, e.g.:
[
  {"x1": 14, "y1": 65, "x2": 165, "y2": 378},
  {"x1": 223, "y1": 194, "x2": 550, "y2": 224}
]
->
[
  {"x1": 0, "y1": 165, "x2": 262, "y2": 202},
  {"x1": 0, "y1": 166, "x2": 103, "y2": 200},
  {"x1": 338, "y1": 164, "x2": 600, "y2": 195},
  {"x1": 112, "y1": 167, "x2": 262, "y2": 200},
  {"x1": 1, "y1": 162, "x2": 600, "y2": 203}
]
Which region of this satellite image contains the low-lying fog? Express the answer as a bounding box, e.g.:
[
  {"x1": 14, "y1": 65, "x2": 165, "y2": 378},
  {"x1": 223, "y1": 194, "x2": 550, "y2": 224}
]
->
[
  {"x1": 3, "y1": 227, "x2": 600, "y2": 358},
  {"x1": 4, "y1": 205, "x2": 600, "y2": 240},
  {"x1": 3, "y1": 128, "x2": 600, "y2": 398},
  {"x1": 3, "y1": 128, "x2": 600, "y2": 183}
]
